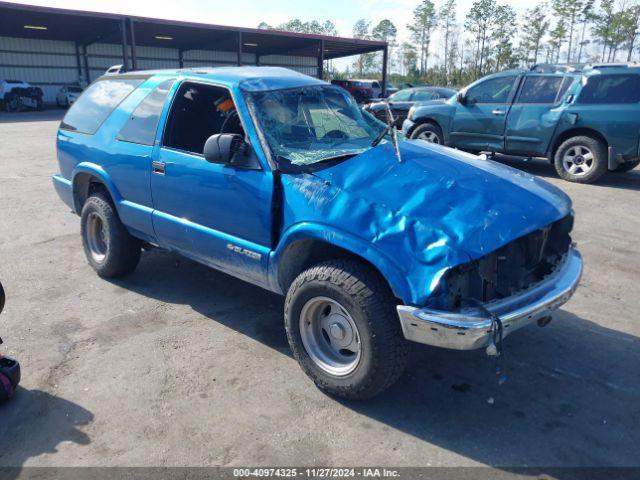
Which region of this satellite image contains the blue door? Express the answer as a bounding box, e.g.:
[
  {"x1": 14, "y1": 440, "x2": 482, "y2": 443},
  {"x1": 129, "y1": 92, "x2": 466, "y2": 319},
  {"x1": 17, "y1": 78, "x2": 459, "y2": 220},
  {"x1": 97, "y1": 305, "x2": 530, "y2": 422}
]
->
[
  {"x1": 150, "y1": 81, "x2": 273, "y2": 288},
  {"x1": 505, "y1": 75, "x2": 574, "y2": 156},
  {"x1": 450, "y1": 74, "x2": 520, "y2": 153}
]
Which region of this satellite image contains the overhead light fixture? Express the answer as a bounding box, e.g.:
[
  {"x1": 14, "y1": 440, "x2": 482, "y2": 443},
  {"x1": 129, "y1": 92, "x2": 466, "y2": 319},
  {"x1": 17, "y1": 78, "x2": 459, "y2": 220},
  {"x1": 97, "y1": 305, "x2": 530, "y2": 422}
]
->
[
  {"x1": 155, "y1": 35, "x2": 173, "y2": 40},
  {"x1": 24, "y1": 25, "x2": 47, "y2": 30},
  {"x1": 243, "y1": 43, "x2": 258, "y2": 47}
]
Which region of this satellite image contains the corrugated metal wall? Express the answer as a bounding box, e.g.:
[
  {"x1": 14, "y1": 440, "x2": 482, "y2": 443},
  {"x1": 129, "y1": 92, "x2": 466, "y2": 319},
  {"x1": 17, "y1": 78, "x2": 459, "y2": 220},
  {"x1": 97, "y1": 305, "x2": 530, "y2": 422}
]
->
[
  {"x1": 0, "y1": 36, "x2": 79, "y2": 101},
  {"x1": 0, "y1": 35, "x2": 318, "y2": 103}
]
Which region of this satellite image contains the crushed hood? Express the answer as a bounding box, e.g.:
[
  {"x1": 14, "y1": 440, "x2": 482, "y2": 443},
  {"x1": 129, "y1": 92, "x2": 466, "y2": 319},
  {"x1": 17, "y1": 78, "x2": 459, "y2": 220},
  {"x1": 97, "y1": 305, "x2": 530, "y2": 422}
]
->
[{"x1": 281, "y1": 140, "x2": 572, "y2": 304}]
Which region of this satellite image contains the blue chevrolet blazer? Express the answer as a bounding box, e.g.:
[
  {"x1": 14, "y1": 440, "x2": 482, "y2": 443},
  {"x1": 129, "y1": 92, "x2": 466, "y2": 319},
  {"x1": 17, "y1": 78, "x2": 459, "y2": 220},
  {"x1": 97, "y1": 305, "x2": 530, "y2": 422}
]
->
[{"x1": 52, "y1": 67, "x2": 582, "y2": 399}]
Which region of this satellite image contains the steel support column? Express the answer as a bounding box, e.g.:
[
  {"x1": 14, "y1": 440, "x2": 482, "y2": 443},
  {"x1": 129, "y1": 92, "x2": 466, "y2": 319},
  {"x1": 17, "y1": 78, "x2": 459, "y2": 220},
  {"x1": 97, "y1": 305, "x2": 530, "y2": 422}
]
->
[
  {"x1": 381, "y1": 46, "x2": 388, "y2": 97},
  {"x1": 129, "y1": 19, "x2": 138, "y2": 71},
  {"x1": 82, "y1": 44, "x2": 91, "y2": 84},
  {"x1": 178, "y1": 49, "x2": 184, "y2": 68},
  {"x1": 237, "y1": 31, "x2": 243, "y2": 66},
  {"x1": 317, "y1": 39, "x2": 325, "y2": 79},
  {"x1": 74, "y1": 42, "x2": 83, "y2": 82},
  {"x1": 120, "y1": 18, "x2": 129, "y2": 72}
]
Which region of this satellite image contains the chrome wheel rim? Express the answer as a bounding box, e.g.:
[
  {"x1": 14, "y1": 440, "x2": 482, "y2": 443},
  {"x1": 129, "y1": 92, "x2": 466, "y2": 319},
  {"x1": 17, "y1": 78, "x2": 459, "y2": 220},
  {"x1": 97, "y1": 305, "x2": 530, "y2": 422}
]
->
[
  {"x1": 418, "y1": 131, "x2": 440, "y2": 143},
  {"x1": 562, "y1": 145, "x2": 594, "y2": 176},
  {"x1": 86, "y1": 212, "x2": 108, "y2": 263},
  {"x1": 299, "y1": 296, "x2": 361, "y2": 376}
]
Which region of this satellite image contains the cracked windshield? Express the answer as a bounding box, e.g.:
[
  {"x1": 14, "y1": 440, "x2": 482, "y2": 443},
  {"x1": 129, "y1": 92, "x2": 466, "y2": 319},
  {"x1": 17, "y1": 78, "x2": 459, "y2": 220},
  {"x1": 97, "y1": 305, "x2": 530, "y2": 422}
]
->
[{"x1": 248, "y1": 85, "x2": 387, "y2": 166}]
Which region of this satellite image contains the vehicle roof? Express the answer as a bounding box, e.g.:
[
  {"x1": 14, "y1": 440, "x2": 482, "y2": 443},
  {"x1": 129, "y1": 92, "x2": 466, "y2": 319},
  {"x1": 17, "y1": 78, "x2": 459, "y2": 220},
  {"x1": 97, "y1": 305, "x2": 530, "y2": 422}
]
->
[
  {"x1": 105, "y1": 66, "x2": 326, "y2": 92},
  {"x1": 485, "y1": 65, "x2": 640, "y2": 79},
  {"x1": 410, "y1": 86, "x2": 457, "y2": 92}
]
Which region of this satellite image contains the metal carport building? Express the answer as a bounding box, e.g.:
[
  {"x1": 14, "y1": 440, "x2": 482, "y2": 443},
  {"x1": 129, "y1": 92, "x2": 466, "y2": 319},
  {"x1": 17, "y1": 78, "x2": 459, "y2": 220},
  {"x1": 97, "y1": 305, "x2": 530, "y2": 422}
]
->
[{"x1": 0, "y1": 2, "x2": 389, "y2": 103}]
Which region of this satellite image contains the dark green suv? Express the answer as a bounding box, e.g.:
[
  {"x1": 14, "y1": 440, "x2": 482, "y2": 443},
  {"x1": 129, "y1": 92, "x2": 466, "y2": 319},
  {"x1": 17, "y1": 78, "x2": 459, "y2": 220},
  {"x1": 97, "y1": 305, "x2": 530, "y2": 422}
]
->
[{"x1": 402, "y1": 64, "x2": 640, "y2": 183}]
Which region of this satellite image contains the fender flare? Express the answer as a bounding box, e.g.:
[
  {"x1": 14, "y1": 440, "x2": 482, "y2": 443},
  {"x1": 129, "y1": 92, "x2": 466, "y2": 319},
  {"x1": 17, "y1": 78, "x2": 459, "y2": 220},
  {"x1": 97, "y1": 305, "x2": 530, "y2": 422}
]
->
[
  {"x1": 71, "y1": 162, "x2": 123, "y2": 214},
  {"x1": 270, "y1": 222, "x2": 412, "y2": 303}
]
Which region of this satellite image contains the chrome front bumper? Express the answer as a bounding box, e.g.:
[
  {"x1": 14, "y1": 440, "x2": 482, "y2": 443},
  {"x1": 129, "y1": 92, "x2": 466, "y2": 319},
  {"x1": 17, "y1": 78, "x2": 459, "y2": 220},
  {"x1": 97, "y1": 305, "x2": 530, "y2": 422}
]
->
[{"x1": 397, "y1": 248, "x2": 583, "y2": 350}]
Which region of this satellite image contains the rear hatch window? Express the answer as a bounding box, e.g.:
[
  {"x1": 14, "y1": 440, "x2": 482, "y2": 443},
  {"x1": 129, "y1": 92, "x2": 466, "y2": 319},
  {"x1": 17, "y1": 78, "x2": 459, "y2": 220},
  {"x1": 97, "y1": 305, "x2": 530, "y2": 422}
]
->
[{"x1": 60, "y1": 78, "x2": 143, "y2": 134}]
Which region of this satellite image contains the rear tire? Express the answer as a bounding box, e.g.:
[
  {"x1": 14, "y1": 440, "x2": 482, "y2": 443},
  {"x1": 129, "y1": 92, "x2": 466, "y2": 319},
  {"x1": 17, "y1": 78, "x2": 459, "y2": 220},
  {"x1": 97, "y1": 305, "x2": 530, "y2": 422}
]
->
[
  {"x1": 284, "y1": 259, "x2": 409, "y2": 400},
  {"x1": 410, "y1": 122, "x2": 444, "y2": 144},
  {"x1": 553, "y1": 135, "x2": 607, "y2": 184},
  {"x1": 613, "y1": 159, "x2": 640, "y2": 173},
  {"x1": 80, "y1": 193, "x2": 141, "y2": 278}
]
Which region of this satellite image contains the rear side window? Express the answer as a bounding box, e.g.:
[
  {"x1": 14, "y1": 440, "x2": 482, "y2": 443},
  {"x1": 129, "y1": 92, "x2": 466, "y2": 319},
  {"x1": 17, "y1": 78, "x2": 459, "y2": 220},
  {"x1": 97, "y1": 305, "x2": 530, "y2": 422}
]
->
[
  {"x1": 389, "y1": 89, "x2": 412, "y2": 101},
  {"x1": 61, "y1": 78, "x2": 143, "y2": 134},
  {"x1": 117, "y1": 80, "x2": 174, "y2": 146},
  {"x1": 517, "y1": 76, "x2": 566, "y2": 103},
  {"x1": 578, "y1": 74, "x2": 640, "y2": 104},
  {"x1": 413, "y1": 90, "x2": 436, "y2": 101}
]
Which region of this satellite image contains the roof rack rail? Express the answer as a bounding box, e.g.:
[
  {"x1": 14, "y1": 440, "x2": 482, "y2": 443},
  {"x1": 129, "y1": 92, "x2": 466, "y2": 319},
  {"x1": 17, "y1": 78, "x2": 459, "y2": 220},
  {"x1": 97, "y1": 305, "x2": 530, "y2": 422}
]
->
[
  {"x1": 584, "y1": 62, "x2": 640, "y2": 70},
  {"x1": 529, "y1": 63, "x2": 584, "y2": 73}
]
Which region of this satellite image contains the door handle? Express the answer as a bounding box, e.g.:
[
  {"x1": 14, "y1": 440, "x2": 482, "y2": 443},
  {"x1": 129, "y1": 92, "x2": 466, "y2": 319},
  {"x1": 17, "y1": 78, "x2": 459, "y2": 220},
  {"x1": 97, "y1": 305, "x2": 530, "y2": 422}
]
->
[
  {"x1": 492, "y1": 109, "x2": 506, "y2": 116},
  {"x1": 152, "y1": 161, "x2": 166, "y2": 175}
]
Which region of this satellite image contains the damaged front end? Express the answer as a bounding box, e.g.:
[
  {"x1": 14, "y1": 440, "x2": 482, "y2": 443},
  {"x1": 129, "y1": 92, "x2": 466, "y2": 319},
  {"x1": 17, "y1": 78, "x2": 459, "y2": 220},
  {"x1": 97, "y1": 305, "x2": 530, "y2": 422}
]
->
[{"x1": 397, "y1": 214, "x2": 583, "y2": 350}]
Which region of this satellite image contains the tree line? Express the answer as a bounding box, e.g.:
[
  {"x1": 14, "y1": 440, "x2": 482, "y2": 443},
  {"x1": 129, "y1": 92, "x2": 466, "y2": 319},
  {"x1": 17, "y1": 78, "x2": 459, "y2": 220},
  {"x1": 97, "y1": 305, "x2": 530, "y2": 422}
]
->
[{"x1": 259, "y1": 0, "x2": 640, "y2": 87}]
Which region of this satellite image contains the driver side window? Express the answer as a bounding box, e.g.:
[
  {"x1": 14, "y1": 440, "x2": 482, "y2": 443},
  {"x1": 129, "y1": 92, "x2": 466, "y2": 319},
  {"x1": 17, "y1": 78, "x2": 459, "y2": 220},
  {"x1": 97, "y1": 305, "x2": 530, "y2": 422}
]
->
[
  {"x1": 390, "y1": 89, "x2": 412, "y2": 101},
  {"x1": 466, "y1": 76, "x2": 517, "y2": 104},
  {"x1": 163, "y1": 82, "x2": 244, "y2": 155}
]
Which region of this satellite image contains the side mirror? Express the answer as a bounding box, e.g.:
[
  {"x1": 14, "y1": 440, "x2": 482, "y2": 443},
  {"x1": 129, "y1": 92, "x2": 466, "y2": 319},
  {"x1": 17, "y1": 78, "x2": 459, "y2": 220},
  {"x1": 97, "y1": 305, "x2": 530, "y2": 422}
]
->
[
  {"x1": 456, "y1": 91, "x2": 467, "y2": 105},
  {"x1": 203, "y1": 134, "x2": 245, "y2": 165}
]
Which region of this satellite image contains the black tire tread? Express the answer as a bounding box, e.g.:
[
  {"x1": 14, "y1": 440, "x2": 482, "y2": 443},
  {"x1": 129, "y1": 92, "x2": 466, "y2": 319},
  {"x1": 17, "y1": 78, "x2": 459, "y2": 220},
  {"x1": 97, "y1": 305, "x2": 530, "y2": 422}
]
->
[
  {"x1": 284, "y1": 259, "x2": 408, "y2": 400},
  {"x1": 553, "y1": 135, "x2": 608, "y2": 184},
  {"x1": 80, "y1": 193, "x2": 141, "y2": 278}
]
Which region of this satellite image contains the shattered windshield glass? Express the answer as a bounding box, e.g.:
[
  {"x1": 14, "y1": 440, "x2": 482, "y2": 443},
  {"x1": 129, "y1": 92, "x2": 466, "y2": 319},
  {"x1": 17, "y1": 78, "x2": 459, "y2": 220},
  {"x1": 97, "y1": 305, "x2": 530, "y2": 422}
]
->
[{"x1": 247, "y1": 85, "x2": 386, "y2": 167}]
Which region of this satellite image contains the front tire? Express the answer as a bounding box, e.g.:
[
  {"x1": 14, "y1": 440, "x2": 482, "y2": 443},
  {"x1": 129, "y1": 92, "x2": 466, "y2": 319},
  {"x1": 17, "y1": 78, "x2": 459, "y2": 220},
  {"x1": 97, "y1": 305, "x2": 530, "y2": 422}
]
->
[
  {"x1": 553, "y1": 135, "x2": 607, "y2": 183},
  {"x1": 80, "y1": 193, "x2": 141, "y2": 278},
  {"x1": 410, "y1": 122, "x2": 443, "y2": 144},
  {"x1": 284, "y1": 260, "x2": 408, "y2": 400}
]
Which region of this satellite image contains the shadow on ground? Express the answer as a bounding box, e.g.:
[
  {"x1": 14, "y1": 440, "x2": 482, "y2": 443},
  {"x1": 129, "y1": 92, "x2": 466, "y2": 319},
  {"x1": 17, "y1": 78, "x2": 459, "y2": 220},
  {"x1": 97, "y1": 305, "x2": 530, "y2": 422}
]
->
[
  {"x1": 113, "y1": 250, "x2": 640, "y2": 472},
  {"x1": 495, "y1": 155, "x2": 640, "y2": 192},
  {"x1": 0, "y1": 389, "x2": 93, "y2": 478}
]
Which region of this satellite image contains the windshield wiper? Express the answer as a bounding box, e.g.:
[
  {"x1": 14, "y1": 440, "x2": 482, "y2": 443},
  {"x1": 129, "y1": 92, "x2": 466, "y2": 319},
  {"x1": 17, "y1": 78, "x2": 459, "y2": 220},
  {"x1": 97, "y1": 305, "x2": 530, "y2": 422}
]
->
[{"x1": 370, "y1": 100, "x2": 402, "y2": 163}]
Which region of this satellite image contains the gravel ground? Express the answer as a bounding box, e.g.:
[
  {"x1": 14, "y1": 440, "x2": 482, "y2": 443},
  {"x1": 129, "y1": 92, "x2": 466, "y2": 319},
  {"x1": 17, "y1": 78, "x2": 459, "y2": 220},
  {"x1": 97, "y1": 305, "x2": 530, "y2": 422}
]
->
[{"x1": 0, "y1": 110, "x2": 639, "y2": 473}]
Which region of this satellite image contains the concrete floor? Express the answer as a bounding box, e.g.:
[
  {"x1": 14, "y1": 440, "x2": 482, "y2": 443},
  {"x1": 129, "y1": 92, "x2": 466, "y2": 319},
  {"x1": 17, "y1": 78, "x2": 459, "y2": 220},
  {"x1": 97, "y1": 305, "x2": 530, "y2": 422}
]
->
[{"x1": 0, "y1": 110, "x2": 639, "y2": 471}]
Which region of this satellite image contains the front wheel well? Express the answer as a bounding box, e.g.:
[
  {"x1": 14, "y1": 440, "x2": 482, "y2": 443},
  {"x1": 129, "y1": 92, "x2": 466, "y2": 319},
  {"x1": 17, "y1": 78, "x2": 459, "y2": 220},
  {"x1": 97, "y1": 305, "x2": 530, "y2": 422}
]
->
[
  {"x1": 412, "y1": 117, "x2": 441, "y2": 129},
  {"x1": 277, "y1": 239, "x2": 397, "y2": 300},
  {"x1": 549, "y1": 128, "x2": 608, "y2": 163},
  {"x1": 72, "y1": 173, "x2": 112, "y2": 213}
]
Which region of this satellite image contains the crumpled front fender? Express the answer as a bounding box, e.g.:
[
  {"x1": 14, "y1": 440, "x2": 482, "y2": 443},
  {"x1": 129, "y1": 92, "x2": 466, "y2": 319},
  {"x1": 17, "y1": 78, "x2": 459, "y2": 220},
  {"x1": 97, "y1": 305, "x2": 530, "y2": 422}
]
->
[
  {"x1": 277, "y1": 142, "x2": 571, "y2": 307},
  {"x1": 269, "y1": 222, "x2": 412, "y2": 301}
]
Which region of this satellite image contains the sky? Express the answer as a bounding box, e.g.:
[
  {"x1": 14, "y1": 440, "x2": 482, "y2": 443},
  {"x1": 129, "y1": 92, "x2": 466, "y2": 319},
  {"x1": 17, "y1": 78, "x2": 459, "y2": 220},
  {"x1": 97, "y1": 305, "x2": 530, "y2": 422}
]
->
[{"x1": 5, "y1": 0, "x2": 533, "y2": 69}]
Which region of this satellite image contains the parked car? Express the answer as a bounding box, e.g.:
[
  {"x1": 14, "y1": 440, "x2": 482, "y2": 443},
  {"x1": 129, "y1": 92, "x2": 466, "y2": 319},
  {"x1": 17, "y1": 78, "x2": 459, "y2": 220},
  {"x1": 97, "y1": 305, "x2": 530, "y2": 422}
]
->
[
  {"x1": 330, "y1": 79, "x2": 381, "y2": 102},
  {"x1": 402, "y1": 64, "x2": 640, "y2": 183},
  {"x1": 56, "y1": 85, "x2": 84, "y2": 108},
  {"x1": 385, "y1": 83, "x2": 399, "y2": 96},
  {"x1": 52, "y1": 67, "x2": 582, "y2": 399},
  {"x1": 0, "y1": 79, "x2": 43, "y2": 112},
  {"x1": 363, "y1": 87, "x2": 458, "y2": 128},
  {"x1": 1, "y1": 79, "x2": 30, "y2": 109}
]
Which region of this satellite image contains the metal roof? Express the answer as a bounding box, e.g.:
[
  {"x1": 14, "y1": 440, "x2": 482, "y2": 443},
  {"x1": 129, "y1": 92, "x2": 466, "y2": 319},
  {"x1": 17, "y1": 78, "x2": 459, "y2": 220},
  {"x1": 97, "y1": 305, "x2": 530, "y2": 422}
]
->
[
  {"x1": 110, "y1": 66, "x2": 328, "y2": 91},
  {"x1": 0, "y1": 2, "x2": 386, "y2": 60}
]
